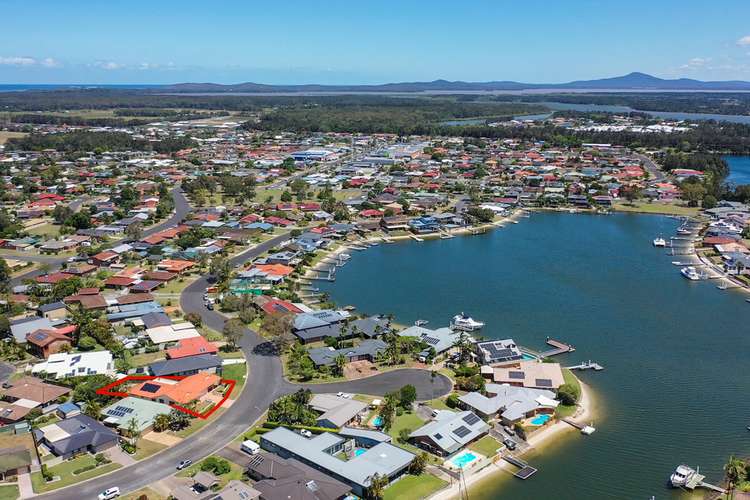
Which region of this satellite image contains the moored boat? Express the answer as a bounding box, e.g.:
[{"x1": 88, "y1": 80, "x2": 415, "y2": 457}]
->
[
  {"x1": 680, "y1": 266, "x2": 701, "y2": 281},
  {"x1": 450, "y1": 312, "x2": 485, "y2": 331},
  {"x1": 669, "y1": 465, "x2": 697, "y2": 488},
  {"x1": 653, "y1": 237, "x2": 666, "y2": 247}
]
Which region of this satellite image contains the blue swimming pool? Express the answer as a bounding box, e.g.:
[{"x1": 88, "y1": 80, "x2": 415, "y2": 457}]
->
[
  {"x1": 522, "y1": 353, "x2": 537, "y2": 360},
  {"x1": 531, "y1": 414, "x2": 551, "y2": 425},
  {"x1": 354, "y1": 448, "x2": 366, "y2": 457},
  {"x1": 372, "y1": 416, "x2": 383, "y2": 427},
  {"x1": 450, "y1": 451, "x2": 478, "y2": 468}
]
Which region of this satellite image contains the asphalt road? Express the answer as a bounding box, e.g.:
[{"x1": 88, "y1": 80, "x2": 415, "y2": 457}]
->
[
  {"x1": 0, "y1": 361, "x2": 13, "y2": 384},
  {"x1": 40, "y1": 229, "x2": 452, "y2": 499},
  {"x1": 8, "y1": 186, "x2": 191, "y2": 287},
  {"x1": 635, "y1": 152, "x2": 666, "y2": 183}
]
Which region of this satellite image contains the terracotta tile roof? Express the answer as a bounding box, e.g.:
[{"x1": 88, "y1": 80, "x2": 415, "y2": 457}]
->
[{"x1": 166, "y1": 337, "x2": 218, "y2": 359}]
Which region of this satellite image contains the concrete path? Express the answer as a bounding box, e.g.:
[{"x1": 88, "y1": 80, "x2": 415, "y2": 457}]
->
[{"x1": 17, "y1": 472, "x2": 33, "y2": 499}]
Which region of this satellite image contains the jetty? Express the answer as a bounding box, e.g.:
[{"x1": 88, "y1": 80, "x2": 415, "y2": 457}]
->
[
  {"x1": 680, "y1": 468, "x2": 726, "y2": 494},
  {"x1": 562, "y1": 418, "x2": 596, "y2": 435},
  {"x1": 539, "y1": 338, "x2": 575, "y2": 358},
  {"x1": 566, "y1": 360, "x2": 604, "y2": 371},
  {"x1": 410, "y1": 234, "x2": 424, "y2": 242},
  {"x1": 502, "y1": 455, "x2": 537, "y2": 479}
]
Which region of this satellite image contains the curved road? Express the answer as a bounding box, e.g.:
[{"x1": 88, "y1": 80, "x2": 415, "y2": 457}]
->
[
  {"x1": 9, "y1": 186, "x2": 192, "y2": 287},
  {"x1": 40, "y1": 230, "x2": 451, "y2": 499}
]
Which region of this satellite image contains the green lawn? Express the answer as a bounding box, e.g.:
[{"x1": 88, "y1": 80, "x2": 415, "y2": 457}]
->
[
  {"x1": 556, "y1": 369, "x2": 582, "y2": 418},
  {"x1": 222, "y1": 362, "x2": 247, "y2": 397},
  {"x1": 31, "y1": 455, "x2": 122, "y2": 493},
  {"x1": 0, "y1": 484, "x2": 19, "y2": 500},
  {"x1": 423, "y1": 398, "x2": 450, "y2": 411},
  {"x1": 25, "y1": 223, "x2": 59, "y2": 237},
  {"x1": 128, "y1": 350, "x2": 165, "y2": 367},
  {"x1": 383, "y1": 474, "x2": 447, "y2": 500},
  {"x1": 173, "y1": 407, "x2": 226, "y2": 438},
  {"x1": 469, "y1": 435, "x2": 501, "y2": 457},
  {"x1": 387, "y1": 412, "x2": 427, "y2": 456},
  {"x1": 613, "y1": 201, "x2": 699, "y2": 216},
  {"x1": 134, "y1": 437, "x2": 168, "y2": 460},
  {"x1": 175, "y1": 456, "x2": 244, "y2": 489}
]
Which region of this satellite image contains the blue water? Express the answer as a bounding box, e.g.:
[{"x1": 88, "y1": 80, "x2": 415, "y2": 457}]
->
[
  {"x1": 372, "y1": 416, "x2": 383, "y2": 427},
  {"x1": 723, "y1": 155, "x2": 750, "y2": 185},
  {"x1": 354, "y1": 448, "x2": 366, "y2": 457},
  {"x1": 530, "y1": 414, "x2": 552, "y2": 426},
  {"x1": 451, "y1": 451, "x2": 478, "y2": 468},
  {"x1": 320, "y1": 213, "x2": 750, "y2": 499}
]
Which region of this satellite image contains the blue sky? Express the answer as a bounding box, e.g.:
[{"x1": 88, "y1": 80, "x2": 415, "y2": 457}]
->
[{"x1": 2, "y1": 0, "x2": 750, "y2": 84}]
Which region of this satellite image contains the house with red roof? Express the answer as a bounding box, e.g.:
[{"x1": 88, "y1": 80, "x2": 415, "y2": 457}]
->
[{"x1": 166, "y1": 337, "x2": 218, "y2": 359}]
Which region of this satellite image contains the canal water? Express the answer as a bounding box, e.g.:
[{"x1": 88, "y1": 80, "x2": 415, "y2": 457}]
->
[
  {"x1": 319, "y1": 213, "x2": 750, "y2": 499},
  {"x1": 724, "y1": 155, "x2": 750, "y2": 186}
]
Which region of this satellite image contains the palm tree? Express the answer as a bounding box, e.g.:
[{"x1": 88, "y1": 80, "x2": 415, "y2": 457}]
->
[
  {"x1": 153, "y1": 413, "x2": 170, "y2": 432},
  {"x1": 724, "y1": 455, "x2": 747, "y2": 496},
  {"x1": 334, "y1": 354, "x2": 347, "y2": 377},
  {"x1": 126, "y1": 417, "x2": 140, "y2": 452},
  {"x1": 367, "y1": 473, "x2": 389, "y2": 500}
]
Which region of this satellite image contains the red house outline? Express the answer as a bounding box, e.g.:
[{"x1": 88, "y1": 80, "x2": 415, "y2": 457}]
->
[{"x1": 96, "y1": 374, "x2": 236, "y2": 419}]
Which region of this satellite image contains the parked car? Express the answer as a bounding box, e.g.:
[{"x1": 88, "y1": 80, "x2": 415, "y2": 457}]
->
[
  {"x1": 206, "y1": 302, "x2": 214, "y2": 310},
  {"x1": 300, "y1": 429, "x2": 312, "y2": 438},
  {"x1": 176, "y1": 459, "x2": 192, "y2": 470},
  {"x1": 503, "y1": 438, "x2": 517, "y2": 451},
  {"x1": 98, "y1": 487, "x2": 120, "y2": 500},
  {"x1": 240, "y1": 440, "x2": 260, "y2": 455},
  {"x1": 503, "y1": 425, "x2": 516, "y2": 436}
]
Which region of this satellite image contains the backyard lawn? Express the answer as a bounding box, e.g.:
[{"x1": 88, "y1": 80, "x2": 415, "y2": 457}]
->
[
  {"x1": 613, "y1": 201, "x2": 699, "y2": 216},
  {"x1": 31, "y1": 455, "x2": 122, "y2": 493},
  {"x1": 383, "y1": 474, "x2": 447, "y2": 500},
  {"x1": 0, "y1": 484, "x2": 19, "y2": 500},
  {"x1": 469, "y1": 435, "x2": 501, "y2": 457},
  {"x1": 556, "y1": 368, "x2": 581, "y2": 418},
  {"x1": 221, "y1": 362, "x2": 247, "y2": 396}
]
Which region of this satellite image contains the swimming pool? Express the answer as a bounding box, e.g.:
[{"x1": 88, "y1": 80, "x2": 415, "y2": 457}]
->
[
  {"x1": 522, "y1": 353, "x2": 537, "y2": 360},
  {"x1": 449, "y1": 450, "x2": 478, "y2": 469},
  {"x1": 354, "y1": 448, "x2": 366, "y2": 457},
  {"x1": 531, "y1": 414, "x2": 551, "y2": 425},
  {"x1": 372, "y1": 416, "x2": 383, "y2": 427}
]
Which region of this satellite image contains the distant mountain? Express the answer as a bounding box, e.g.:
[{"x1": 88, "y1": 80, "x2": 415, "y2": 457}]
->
[{"x1": 161, "y1": 72, "x2": 750, "y2": 93}]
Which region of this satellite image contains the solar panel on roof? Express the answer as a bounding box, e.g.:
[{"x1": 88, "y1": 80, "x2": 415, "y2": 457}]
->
[
  {"x1": 453, "y1": 426, "x2": 471, "y2": 438},
  {"x1": 463, "y1": 413, "x2": 481, "y2": 426},
  {"x1": 423, "y1": 337, "x2": 439, "y2": 346},
  {"x1": 140, "y1": 382, "x2": 161, "y2": 393},
  {"x1": 535, "y1": 378, "x2": 553, "y2": 387},
  {"x1": 508, "y1": 371, "x2": 525, "y2": 379}
]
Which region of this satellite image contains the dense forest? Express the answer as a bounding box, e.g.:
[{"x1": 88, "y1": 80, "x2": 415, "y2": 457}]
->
[
  {"x1": 243, "y1": 100, "x2": 547, "y2": 134},
  {"x1": 4, "y1": 131, "x2": 195, "y2": 153},
  {"x1": 489, "y1": 92, "x2": 750, "y2": 116},
  {"x1": 0, "y1": 110, "x2": 218, "y2": 127}
]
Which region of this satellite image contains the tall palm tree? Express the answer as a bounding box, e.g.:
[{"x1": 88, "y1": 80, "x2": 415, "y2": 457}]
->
[
  {"x1": 334, "y1": 354, "x2": 347, "y2": 377},
  {"x1": 724, "y1": 455, "x2": 747, "y2": 496}
]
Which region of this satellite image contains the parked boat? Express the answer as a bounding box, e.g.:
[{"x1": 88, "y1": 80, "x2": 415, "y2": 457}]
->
[
  {"x1": 680, "y1": 266, "x2": 702, "y2": 281},
  {"x1": 653, "y1": 237, "x2": 666, "y2": 247},
  {"x1": 414, "y1": 319, "x2": 429, "y2": 327},
  {"x1": 669, "y1": 465, "x2": 697, "y2": 488},
  {"x1": 451, "y1": 313, "x2": 485, "y2": 331}
]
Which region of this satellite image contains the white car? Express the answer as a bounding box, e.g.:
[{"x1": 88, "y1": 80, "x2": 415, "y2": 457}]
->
[{"x1": 98, "y1": 487, "x2": 120, "y2": 500}]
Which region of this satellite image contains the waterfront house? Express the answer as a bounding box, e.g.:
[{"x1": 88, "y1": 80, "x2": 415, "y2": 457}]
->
[
  {"x1": 260, "y1": 426, "x2": 414, "y2": 498},
  {"x1": 408, "y1": 410, "x2": 490, "y2": 456},
  {"x1": 292, "y1": 310, "x2": 347, "y2": 343},
  {"x1": 458, "y1": 384, "x2": 558, "y2": 423},
  {"x1": 474, "y1": 339, "x2": 524, "y2": 365},
  {"x1": 486, "y1": 360, "x2": 565, "y2": 390},
  {"x1": 34, "y1": 414, "x2": 118, "y2": 459},
  {"x1": 398, "y1": 325, "x2": 459, "y2": 356}
]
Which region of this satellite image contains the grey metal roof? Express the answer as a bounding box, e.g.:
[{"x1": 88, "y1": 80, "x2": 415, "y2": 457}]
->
[
  {"x1": 38, "y1": 301, "x2": 66, "y2": 313},
  {"x1": 261, "y1": 427, "x2": 413, "y2": 489},
  {"x1": 148, "y1": 353, "x2": 222, "y2": 376},
  {"x1": 408, "y1": 410, "x2": 489, "y2": 454},
  {"x1": 9, "y1": 317, "x2": 54, "y2": 343},
  {"x1": 307, "y1": 339, "x2": 387, "y2": 367},
  {"x1": 35, "y1": 414, "x2": 117, "y2": 456},
  {"x1": 458, "y1": 385, "x2": 557, "y2": 422}
]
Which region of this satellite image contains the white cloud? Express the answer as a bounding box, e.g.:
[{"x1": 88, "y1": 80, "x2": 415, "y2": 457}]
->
[
  {"x1": 737, "y1": 35, "x2": 750, "y2": 46},
  {"x1": 93, "y1": 61, "x2": 125, "y2": 70},
  {"x1": 680, "y1": 57, "x2": 710, "y2": 70},
  {"x1": 0, "y1": 56, "x2": 39, "y2": 66},
  {"x1": 40, "y1": 57, "x2": 61, "y2": 68}
]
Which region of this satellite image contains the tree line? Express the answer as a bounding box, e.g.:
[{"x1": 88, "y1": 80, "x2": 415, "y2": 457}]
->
[{"x1": 5, "y1": 130, "x2": 196, "y2": 153}]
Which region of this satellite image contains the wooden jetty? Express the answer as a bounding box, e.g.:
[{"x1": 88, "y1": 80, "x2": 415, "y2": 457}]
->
[
  {"x1": 410, "y1": 234, "x2": 424, "y2": 242},
  {"x1": 682, "y1": 469, "x2": 726, "y2": 494},
  {"x1": 539, "y1": 338, "x2": 575, "y2": 357},
  {"x1": 562, "y1": 418, "x2": 596, "y2": 435},
  {"x1": 502, "y1": 455, "x2": 537, "y2": 479}
]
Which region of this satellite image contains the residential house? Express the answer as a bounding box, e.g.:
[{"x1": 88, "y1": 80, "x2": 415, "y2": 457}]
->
[
  {"x1": 474, "y1": 339, "x2": 524, "y2": 365},
  {"x1": 408, "y1": 410, "x2": 490, "y2": 456},
  {"x1": 34, "y1": 414, "x2": 118, "y2": 459},
  {"x1": 260, "y1": 427, "x2": 413, "y2": 498},
  {"x1": 148, "y1": 353, "x2": 223, "y2": 377},
  {"x1": 25, "y1": 329, "x2": 72, "y2": 358},
  {"x1": 246, "y1": 452, "x2": 352, "y2": 500},
  {"x1": 458, "y1": 384, "x2": 558, "y2": 424},
  {"x1": 485, "y1": 361, "x2": 565, "y2": 390},
  {"x1": 307, "y1": 339, "x2": 387, "y2": 368},
  {"x1": 101, "y1": 397, "x2": 172, "y2": 434},
  {"x1": 129, "y1": 372, "x2": 221, "y2": 405},
  {"x1": 309, "y1": 394, "x2": 368, "y2": 429},
  {"x1": 31, "y1": 351, "x2": 114, "y2": 379}
]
